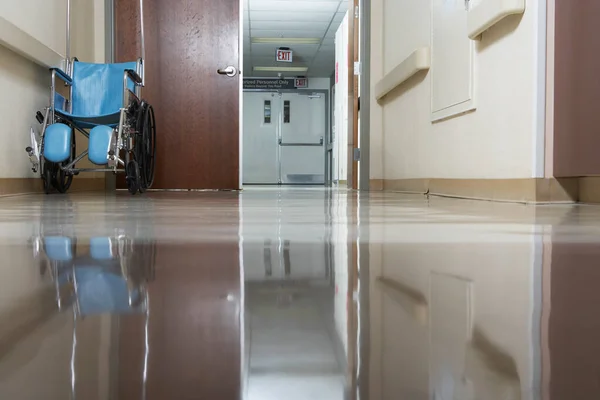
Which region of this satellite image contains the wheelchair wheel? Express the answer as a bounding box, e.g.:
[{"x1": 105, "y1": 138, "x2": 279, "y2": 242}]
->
[
  {"x1": 41, "y1": 160, "x2": 53, "y2": 194},
  {"x1": 126, "y1": 160, "x2": 140, "y2": 195},
  {"x1": 55, "y1": 130, "x2": 76, "y2": 193},
  {"x1": 135, "y1": 102, "x2": 156, "y2": 191}
]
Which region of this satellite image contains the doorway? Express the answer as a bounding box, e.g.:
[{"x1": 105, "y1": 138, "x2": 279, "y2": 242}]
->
[
  {"x1": 241, "y1": 1, "x2": 349, "y2": 188},
  {"x1": 242, "y1": 90, "x2": 328, "y2": 185}
]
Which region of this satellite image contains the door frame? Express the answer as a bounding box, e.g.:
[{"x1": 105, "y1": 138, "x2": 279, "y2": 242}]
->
[
  {"x1": 358, "y1": 0, "x2": 371, "y2": 191},
  {"x1": 241, "y1": 88, "x2": 330, "y2": 186},
  {"x1": 106, "y1": 0, "x2": 363, "y2": 190}
]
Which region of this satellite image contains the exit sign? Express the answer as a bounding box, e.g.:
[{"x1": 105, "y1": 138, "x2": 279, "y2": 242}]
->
[
  {"x1": 276, "y1": 48, "x2": 293, "y2": 63},
  {"x1": 294, "y1": 78, "x2": 308, "y2": 88}
]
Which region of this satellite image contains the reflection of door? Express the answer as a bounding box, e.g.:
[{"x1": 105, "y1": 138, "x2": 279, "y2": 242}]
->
[
  {"x1": 118, "y1": 242, "x2": 241, "y2": 399},
  {"x1": 279, "y1": 93, "x2": 326, "y2": 184},
  {"x1": 115, "y1": 0, "x2": 240, "y2": 190},
  {"x1": 430, "y1": 273, "x2": 473, "y2": 400}
]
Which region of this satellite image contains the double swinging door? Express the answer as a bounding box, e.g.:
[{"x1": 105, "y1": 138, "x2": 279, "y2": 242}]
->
[{"x1": 243, "y1": 91, "x2": 327, "y2": 185}]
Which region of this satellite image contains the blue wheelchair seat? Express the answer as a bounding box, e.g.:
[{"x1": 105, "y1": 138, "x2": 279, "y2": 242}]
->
[
  {"x1": 74, "y1": 266, "x2": 142, "y2": 316},
  {"x1": 54, "y1": 61, "x2": 138, "y2": 128}
]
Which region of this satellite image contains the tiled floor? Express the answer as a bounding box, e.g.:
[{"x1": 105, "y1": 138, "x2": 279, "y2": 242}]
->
[{"x1": 0, "y1": 188, "x2": 599, "y2": 399}]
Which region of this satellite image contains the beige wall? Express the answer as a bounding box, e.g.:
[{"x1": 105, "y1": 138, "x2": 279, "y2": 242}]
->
[
  {"x1": 370, "y1": 0, "x2": 545, "y2": 181},
  {"x1": 0, "y1": 0, "x2": 106, "y2": 184},
  {"x1": 0, "y1": 0, "x2": 67, "y2": 56}
]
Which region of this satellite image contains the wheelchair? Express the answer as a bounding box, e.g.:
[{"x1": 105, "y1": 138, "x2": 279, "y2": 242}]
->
[{"x1": 25, "y1": 58, "x2": 156, "y2": 195}]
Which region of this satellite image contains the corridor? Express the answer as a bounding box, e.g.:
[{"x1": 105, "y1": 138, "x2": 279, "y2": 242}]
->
[{"x1": 0, "y1": 188, "x2": 598, "y2": 399}]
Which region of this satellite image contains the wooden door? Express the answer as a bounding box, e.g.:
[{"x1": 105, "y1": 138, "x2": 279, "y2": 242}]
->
[{"x1": 115, "y1": 0, "x2": 240, "y2": 190}]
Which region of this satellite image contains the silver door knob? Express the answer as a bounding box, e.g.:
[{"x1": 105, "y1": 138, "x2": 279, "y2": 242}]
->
[{"x1": 217, "y1": 66, "x2": 237, "y2": 77}]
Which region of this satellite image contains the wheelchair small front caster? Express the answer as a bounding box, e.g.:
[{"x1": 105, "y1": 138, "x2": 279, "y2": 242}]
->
[
  {"x1": 42, "y1": 162, "x2": 53, "y2": 194},
  {"x1": 126, "y1": 160, "x2": 140, "y2": 195}
]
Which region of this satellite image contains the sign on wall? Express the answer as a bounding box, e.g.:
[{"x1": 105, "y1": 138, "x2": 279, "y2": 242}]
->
[
  {"x1": 294, "y1": 78, "x2": 308, "y2": 88},
  {"x1": 243, "y1": 78, "x2": 310, "y2": 90},
  {"x1": 276, "y1": 48, "x2": 293, "y2": 63}
]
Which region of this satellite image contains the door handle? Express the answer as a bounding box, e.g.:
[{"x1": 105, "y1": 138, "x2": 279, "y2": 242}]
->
[{"x1": 217, "y1": 66, "x2": 237, "y2": 77}]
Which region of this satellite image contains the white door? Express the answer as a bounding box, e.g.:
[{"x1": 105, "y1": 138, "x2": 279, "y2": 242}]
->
[
  {"x1": 243, "y1": 92, "x2": 280, "y2": 184},
  {"x1": 279, "y1": 93, "x2": 326, "y2": 184}
]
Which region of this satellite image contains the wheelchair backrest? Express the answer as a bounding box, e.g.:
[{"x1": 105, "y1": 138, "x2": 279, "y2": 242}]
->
[{"x1": 71, "y1": 61, "x2": 138, "y2": 117}]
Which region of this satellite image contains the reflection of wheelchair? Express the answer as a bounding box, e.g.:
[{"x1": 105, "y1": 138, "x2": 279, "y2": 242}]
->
[
  {"x1": 25, "y1": 0, "x2": 155, "y2": 195},
  {"x1": 35, "y1": 235, "x2": 155, "y2": 315},
  {"x1": 34, "y1": 235, "x2": 154, "y2": 399}
]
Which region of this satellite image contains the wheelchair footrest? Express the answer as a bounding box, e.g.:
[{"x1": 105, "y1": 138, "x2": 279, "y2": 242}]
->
[
  {"x1": 43, "y1": 123, "x2": 72, "y2": 163},
  {"x1": 89, "y1": 125, "x2": 115, "y2": 165}
]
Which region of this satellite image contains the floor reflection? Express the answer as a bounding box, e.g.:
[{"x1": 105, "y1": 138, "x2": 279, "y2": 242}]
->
[{"x1": 3, "y1": 191, "x2": 600, "y2": 399}]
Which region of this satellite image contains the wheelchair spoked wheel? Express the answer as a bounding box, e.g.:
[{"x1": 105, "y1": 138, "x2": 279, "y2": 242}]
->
[
  {"x1": 135, "y1": 102, "x2": 156, "y2": 192},
  {"x1": 126, "y1": 160, "x2": 141, "y2": 195}
]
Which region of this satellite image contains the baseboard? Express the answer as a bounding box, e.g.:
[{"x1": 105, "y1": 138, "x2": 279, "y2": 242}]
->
[
  {"x1": 70, "y1": 178, "x2": 106, "y2": 192},
  {"x1": 369, "y1": 179, "x2": 383, "y2": 191},
  {"x1": 370, "y1": 178, "x2": 580, "y2": 203},
  {"x1": 578, "y1": 177, "x2": 600, "y2": 203},
  {"x1": 0, "y1": 178, "x2": 105, "y2": 197}
]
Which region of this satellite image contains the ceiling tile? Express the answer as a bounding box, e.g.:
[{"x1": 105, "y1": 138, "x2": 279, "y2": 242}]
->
[
  {"x1": 250, "y1": 29, "x2": 327, "y2": 38},
  {"x1": 249, "y1": 1, "x2": 341, "y2": 12},
  {"x1": 321, "y1": 37, "x2": 335, "y2": 46},
  {"x1": 318, "y1": 45, "x2": 335, "y2": 54},
  {"x1": 250, "y1": 11, "x2": 334, "y2": 22},
  {"x1": 251, "y1": 21, "x2": 330, "y2": 31},
  {"x1": 251, "y1": 43, "x2": 320, "y2": 58},
  {"x1": 251, "y1": 56, "x2": 311, "y2": 67},
  {"x1": 333, "y1": 11, "x2": 347, "y2": 23}
]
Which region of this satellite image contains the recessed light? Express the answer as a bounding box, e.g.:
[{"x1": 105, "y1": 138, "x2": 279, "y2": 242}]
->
[
  {"x1": 251, "y1": 37, "x2": 321, "y2": 45},
  {"x1": 253, "y1": 66, "x2": 309, "y2": 72}
]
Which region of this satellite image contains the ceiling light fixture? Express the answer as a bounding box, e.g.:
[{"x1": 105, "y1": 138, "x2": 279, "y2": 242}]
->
[
  {"x1": 253, "y1": 66, "x2": 309, "y2": 72},
  {"x1": 251, "y1": 37, "x2": 321, "y2": 45}
]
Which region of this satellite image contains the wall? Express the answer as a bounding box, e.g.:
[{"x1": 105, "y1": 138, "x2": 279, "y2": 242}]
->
[
  {"x1": 334, "y1": 13, "x2": 349, "y2": 183},
  {"x1": 370, "y1": 0, "x2": 545, "y2": 182},
  {"x1": 0, "y1": 0, "x2": 106, "y2": 193},
  {"x1": 0, "y1": 0, "x2": 67, "y2": 56}
]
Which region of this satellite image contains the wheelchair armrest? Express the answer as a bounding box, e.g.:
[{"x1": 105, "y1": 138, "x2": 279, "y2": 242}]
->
[
  {"x1": 50, "y1": 68, "x2": 72, "y2": 85},
  {"x1": 125, "y1": 69, "x2": 142, "y2": 85}
]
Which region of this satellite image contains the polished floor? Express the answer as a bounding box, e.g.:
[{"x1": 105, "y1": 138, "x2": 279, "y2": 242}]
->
[{"x1": 0, "y1": 188, "x2": 599, "y2": 399}]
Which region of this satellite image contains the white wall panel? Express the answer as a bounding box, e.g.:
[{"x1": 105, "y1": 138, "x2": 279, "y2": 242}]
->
[
  {"x1": 431, "y1": 0, "x2": 476, "y2": 121},
  {"x1": 334, "y1": 13, "x2": 348, "y2": 182}
]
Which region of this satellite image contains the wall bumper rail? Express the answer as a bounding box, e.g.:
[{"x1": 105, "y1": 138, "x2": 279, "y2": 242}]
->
[
  {"x1": 0, "y1": 16, "x2": 63, "y2": 68},
  {"x1": 467, "y1": 0, "x2": 526, "y2": 40},
  {"x1": 374, "y1": 47, "x2": 430, "y2": 101}
]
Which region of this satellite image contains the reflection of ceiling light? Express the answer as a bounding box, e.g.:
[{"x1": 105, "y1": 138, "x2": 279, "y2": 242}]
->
[
  {"x1": 254, "y1": 66, "x2": 308, "y2": 72},
  {"x1": 251, "y1": 37, "x2": 321, "y2": 45}
]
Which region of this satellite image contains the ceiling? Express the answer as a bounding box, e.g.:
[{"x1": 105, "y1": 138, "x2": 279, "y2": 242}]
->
[{"x1": 243, "y1": 0, "x2": 349, "y2": 78}]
